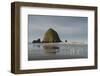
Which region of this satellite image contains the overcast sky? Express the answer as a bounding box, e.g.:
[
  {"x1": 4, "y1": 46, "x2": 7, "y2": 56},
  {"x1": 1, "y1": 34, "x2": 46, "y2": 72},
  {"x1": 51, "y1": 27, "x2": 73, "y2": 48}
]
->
[{"x1": 28, "y1": 15, "x2": 88, "y2": 43}]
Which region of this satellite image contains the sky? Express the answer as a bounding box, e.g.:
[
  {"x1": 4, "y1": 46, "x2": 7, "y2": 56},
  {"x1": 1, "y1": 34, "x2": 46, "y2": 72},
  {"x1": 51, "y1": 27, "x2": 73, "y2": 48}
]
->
[{"x1": 28, "y1": 15, "x2": 88, "y2": 44}]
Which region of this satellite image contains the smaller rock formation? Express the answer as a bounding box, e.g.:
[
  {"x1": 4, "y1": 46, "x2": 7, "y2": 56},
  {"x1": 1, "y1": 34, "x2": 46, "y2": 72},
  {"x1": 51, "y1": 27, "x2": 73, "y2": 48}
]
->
[
  {"x1": 65, "y1": 40, "x2": 67, "y2": 42},
  {"x1": 32, "y1": 38, "x2": 41, "y2": 43}
]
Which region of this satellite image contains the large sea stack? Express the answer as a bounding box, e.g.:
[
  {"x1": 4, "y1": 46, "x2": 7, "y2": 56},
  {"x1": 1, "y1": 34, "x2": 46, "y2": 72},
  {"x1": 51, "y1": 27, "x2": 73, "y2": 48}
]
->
[{"x1": 42, "y1": 28, "x2": 61, "y2": 43}]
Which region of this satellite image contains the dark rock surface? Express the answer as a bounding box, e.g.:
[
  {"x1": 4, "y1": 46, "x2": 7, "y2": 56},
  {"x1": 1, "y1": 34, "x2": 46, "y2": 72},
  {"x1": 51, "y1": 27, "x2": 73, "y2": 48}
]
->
[
  {"x1": 42, "y1": 28, "x2": 61, "y2": 43},
  {"x1": 32, "y1": 38, "x2": 41, "y2": 43}
]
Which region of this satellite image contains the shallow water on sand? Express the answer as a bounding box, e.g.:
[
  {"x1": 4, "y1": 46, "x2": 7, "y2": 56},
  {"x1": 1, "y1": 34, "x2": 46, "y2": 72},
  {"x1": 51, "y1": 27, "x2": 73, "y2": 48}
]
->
[{"x1": 28, "y1": 42, "x2": 88, "y2": 60}]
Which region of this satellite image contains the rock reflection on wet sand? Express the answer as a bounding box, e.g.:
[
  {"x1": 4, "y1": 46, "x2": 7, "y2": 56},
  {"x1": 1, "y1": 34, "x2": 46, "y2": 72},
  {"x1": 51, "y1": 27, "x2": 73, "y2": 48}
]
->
[
  {"x1": 28, "y1": 43, "x2": 88, "y2": 60},
  {"x1": 43, "y1": 45, "x2": 59, "y2": 54}
]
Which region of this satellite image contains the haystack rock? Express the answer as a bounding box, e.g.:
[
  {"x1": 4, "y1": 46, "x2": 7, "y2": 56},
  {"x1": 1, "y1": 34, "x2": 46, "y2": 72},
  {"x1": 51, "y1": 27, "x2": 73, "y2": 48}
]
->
[{"x1": 42, "y1": 28, "x2": 61, "y2": 43}]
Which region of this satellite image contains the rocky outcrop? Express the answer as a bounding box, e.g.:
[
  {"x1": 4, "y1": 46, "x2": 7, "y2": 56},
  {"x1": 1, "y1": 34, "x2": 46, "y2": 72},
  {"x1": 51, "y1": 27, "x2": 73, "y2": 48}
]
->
[
  {"x1": 65, "y1": 40, "x2": 67, "y2": 42},
  {"x1": 42, "y1": 28, "x2": 61, "y2": 43},
  {"x1": 32, "y1": 38, "x2": 41, "y2": 43}
]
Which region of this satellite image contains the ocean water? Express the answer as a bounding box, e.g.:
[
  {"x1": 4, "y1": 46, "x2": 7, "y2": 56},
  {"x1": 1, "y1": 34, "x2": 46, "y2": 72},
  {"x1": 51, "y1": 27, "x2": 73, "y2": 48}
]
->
[{"x1": 28, "y1": 42, "x2": 88, "y2": 60}]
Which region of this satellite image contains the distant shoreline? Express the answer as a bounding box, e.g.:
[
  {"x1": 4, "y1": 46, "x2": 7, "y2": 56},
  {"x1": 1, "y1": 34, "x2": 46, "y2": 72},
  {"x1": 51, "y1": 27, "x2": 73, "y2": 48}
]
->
[{"x1": 28, "y1": 42, "x2": 88, "y2": 45}]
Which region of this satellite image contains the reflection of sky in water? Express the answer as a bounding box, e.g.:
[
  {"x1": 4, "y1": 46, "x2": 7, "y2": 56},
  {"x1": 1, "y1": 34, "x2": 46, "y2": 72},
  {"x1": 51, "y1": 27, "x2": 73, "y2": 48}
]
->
[
  {"x1": 28, "y1": 43, "x2": 88, "y2": 60},
  {"x1": 28, "y1": 15, "x2": 88, "y2": 44}
]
